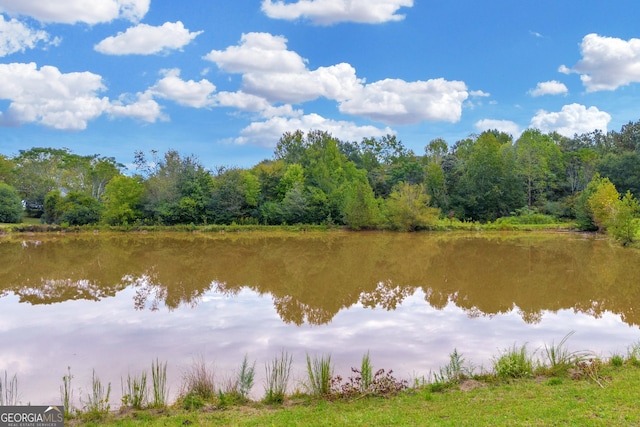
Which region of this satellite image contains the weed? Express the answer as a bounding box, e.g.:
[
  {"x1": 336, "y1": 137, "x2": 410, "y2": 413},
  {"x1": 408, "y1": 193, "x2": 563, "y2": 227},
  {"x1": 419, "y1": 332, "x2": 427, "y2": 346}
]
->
[
  {"x1": 181, "y1": 391, "x2": 205, "y2": 410},
  {"x1": 181, "y1": 356, "x2": 215, "y2": 401},
  {"x1": 610, "y1": 353, "x2": 624, "y2": 367},
  {"x1": 575, "y1": 358, "x2": 608, "y2": 388},
  {"x1": 431, "y1": 348, "x2": 472, "y2": 390},
  {"x1": 60, "y1": 366, "x2": 74, "y2": 417},
  {"x1": 305, "y1": 354, "x2": 333, "y2": 396},
  {"x1": 360, "y1": 352, "x2": 373, "y2": 392},
  {"x1": 331, "y1": 368, "x2": 408, "y2": 399},
  {"x1": 235, "y1": 354, "x2": 255, "y2": 400},
  {"x1": 150, "y1": 359, "x2": 168, "y2": 408},
  {"x1": 0, "y1": 371, "x2": 19, "y2": 406},
  {"x1": 540, "y1": 331, "x2": 587, "y2": 376},
  {"x1": 81, "y1": 370, "x2": 111, "y2": 416},
  {"x1": 627, "y1": 342, "x2": 640, "y2": 367},
  {"x1": 264, "y1": 350, "x2": 292, "y2": 404},
  {"x1": 493, "y1": 344, "x2": 534, "y2": 379},
  {"x1": 121, "y1": 371, "x2": 147, "y2": 409}
]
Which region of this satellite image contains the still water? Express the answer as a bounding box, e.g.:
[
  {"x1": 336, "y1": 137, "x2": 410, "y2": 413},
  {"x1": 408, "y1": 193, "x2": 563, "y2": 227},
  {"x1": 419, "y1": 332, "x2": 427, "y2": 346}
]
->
[{"x1": 1, "y1": 231, "x2": 639, "y2": 405}]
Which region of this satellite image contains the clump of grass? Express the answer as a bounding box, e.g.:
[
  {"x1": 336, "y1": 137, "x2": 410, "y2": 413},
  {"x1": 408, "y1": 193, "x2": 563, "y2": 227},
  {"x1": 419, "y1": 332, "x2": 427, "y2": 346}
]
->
[
  {"x1": 219, "y1": 354, "x2": 256, "y2": 405},
  {"x1": 121, "y1": 371, "x2": 147, "y2": 409},
  {"x1": 540, "y1": 331, "x2": 587, "y2": 376},
  {"x1": 0, "y1": 371, "x2": 19, "y2": 406},
  {"x1": 359, "y1": 352, "x2": 373, "y2": 392},
  {"x1": 81, "y1": 370, "x2": 111, "y2": 417},
  {"x1": 493, "y1": 344, "x2": 534, "y2": 379},
  {"x1": 626, "y1": 342, "x2": 640, "y2": 367},
  {"x1": 305, "y1": 353, "x2": 333, "y2": 396},
  {"x1": 150, "y1": 359, "x2": 168, "y2": 408},
  {"x1": 181, "y1": 356, "x2": 215, "y2": 402},
  {"x1": 431, "y1": 348, "x2": 472, "y2": 391},
  {"x1": 610, "y1": 353, "x2": 624, "y2": 367},
  {"x1": 264, "y1": 350, "x2": 292, "y2": 404},
  {"x1": 60, "y1": 366, "x2": 74, "y2": 417}
]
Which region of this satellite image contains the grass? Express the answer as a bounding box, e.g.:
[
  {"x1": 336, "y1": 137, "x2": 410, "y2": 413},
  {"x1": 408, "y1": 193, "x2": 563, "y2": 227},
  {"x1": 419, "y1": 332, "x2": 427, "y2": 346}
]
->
[
  {"x1": 60, "y1": 366, "x2": 74, "y2": 416},
  {"x1": 81, "y1": 370, "x2": 111, "y2": 417},
  {"x1": 263, "y1": 350, "x2": 292, "y2": 404},
  {"x1": 63, "y1": 362, "x2": 640, "y2": 426},
  {"x1": 149, "y1": 359, "x2": 168, "y2": 408},
  {"x1": 305, "y1": 353, "x2": 333, "y2": 396},
  {"x1": 121, "y1": 371, "x2": 147, "y2": 409},
  {"x1": 0, "y1": 371, "x2": 19, "y2": 406},
  {"x1": 180, "y1": 356, "x2": 215, "y2": 404},
  {"x1": 493, "y1": 344, "x2": 535, "y2": 379}
]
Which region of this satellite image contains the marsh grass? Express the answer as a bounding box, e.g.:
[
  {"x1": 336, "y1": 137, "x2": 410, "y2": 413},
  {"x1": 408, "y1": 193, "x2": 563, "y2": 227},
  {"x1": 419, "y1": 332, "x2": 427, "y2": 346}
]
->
[
  {"x1": 0, "y1": 371, "x2": 19, "y2": 406},
  {"x1": 218, "y1": 355, "x2": 256, "y2": 406},
  {"x1": 540, "y1": 331, "x2": 588, "y2": 376},
  {"x1": 60, "y1": 366, "x2": 74, "y2": 417},
  {"x1": 431, "y1": 348, "x2": 472, "y2": 390},
  {"x1": 305, "y1": 354, "x2": 333, "y2": 396},
  {"x1": 81, "y1": 370, "x2": 111, "y2": 416},
  {"x1": 627, "y1": 342, "x2": 640, "y2": 367},
  {"x1": 181, "y1": 356, "x2": 215, "y2": 402},
  {"x1": 150, "y1": 359, "x2": 168, "y2": 408},
  {"x1": 360, "y1": 352, "x2": 373, "y2": 392},
  {"x1": 264, "y1": 350, "x2": 292, "y2": 404},
  {"x1": 121, "y1": 371, "x2": 147, "y2": 409},
  {"x1": 493, "y1": 344, "x2": 535, "y2": 379}
]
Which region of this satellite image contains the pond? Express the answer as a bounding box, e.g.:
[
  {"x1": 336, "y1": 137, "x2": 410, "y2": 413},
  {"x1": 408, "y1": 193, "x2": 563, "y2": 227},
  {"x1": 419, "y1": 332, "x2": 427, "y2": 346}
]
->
[{"x1": 1, "y1": 231, "x2": 640, "y2": 406}]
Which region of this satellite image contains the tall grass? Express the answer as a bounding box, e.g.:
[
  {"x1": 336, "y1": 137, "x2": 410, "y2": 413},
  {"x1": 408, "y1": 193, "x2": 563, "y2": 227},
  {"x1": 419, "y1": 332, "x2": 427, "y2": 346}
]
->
[
  {"x1": 81, "y1": 370, "x2": 111, "y2": 415},
  {"x1": 150, "y1": 359, "x2": 168, "y2": 408},
  {"x1": 181, "y1": 356, "x2": 215, "y2": 401},
  {"x1": 264, "y1": 350, "x2": 292, "y2": 404},
  {"x1": 235, "y1": 354, "x2": 255, "y2": 400},
  {"x1": 0, "y1": 371, "x2": 19, "y2": 406},
  {"x1": 305, "y1": 354, "x2": 333, "y2": 396},
  {"x1": 540, "y1": 331, "x2": 588, "y2": 376},
  {"x1": 493, "y1": 344, "x2": 534, "y2": 379},
  {"x1": 360, "y1": 352, "x2": 373, "y2": 392},
  {"x1": 431, "y1": 348, "x2": 472, "y2": 389},
  {"x1": 121, "y1": 371, "x2": 147, "y2": 409},
  {"x1": 60, "y1": 366, "x2": 74, "y2": 417}
]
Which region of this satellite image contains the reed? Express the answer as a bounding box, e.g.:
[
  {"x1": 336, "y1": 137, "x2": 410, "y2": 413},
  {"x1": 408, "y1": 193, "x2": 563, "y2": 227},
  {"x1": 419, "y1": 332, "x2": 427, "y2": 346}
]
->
[
  {"x1": 60, "y1": 366, "x2": 74, "y2": 417},
  {"x1": 360, "y1": 352, "x2": 373, "y2": 392},
  {"x1": 82, "y1": 370, "x2": 111, "y2": 415},
  {"x1": 0, "y1": 371, "x2": 19, "y2": 406},
  {"x1": 150, "y1": 359, "x2": 168, "y2": 408},
  {"x1": 305, "y1": 353, "x2": 333, "y2": 396},
  {"x1": 264, "y1": 350, "x2": 292, "y2": 404},
  {"x1": 121, "y1": 371, "x2": 147, "y2": 409}
]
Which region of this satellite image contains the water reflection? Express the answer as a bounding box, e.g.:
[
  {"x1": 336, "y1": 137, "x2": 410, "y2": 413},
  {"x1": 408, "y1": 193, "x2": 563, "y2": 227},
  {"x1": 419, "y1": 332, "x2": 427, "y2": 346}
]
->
[{"x1": 2, "y1": 232, "x2": 640, "y2": 326}]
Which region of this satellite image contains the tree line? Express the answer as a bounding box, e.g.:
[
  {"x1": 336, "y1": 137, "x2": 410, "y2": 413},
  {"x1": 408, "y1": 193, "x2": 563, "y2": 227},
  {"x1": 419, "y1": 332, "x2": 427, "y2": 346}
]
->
[{"x1": 1, "y1": 120, "x2": 639, "y2": 240}]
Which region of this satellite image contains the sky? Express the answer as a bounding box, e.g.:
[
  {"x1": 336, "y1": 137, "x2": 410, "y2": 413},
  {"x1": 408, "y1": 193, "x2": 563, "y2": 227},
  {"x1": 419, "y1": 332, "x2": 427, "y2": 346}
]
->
[{"x1": 1, "y1": 0, "x2": 640, "y2": 170}]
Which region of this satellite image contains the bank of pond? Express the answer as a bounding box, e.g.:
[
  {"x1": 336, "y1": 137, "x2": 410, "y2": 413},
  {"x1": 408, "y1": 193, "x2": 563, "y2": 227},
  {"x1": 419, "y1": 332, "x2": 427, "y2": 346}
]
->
[{"x1": 4, "y1": 339, "x2": 640, "y2": 426}]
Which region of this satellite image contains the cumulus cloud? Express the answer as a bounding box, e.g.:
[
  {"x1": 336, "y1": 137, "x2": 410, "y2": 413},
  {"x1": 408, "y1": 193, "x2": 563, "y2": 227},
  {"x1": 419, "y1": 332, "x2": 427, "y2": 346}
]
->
[
  {"x1": 530, "y1": 103, "x2": 611, "y2": 137},
  {"x1": 214, "y1": 91, "x2": 302, "y2": 118},
  {"x1": 0, "y1": 0, "x2": 150, "y2": 24},
  {"x1": 95, "y1": 21, "x2": 202, "y2": 55},
  {"x1": 0, "y1": 62, "x2": 165, "y2": 129},
  {"x1": 0, "y1": 16, "x2": 57, "y2": 57},
  {"x1": 339, "y1": 78, "x2": 468, "y2": 125},
  {"x1": 562, "y1": 33, "x2": 640, "y2": 92},
  {"x1": 204, "y1": 32, "x2": 307, "y2": 73},
  {"x1": 261, "y1": 0, "x2": 413, "y2": 25},
  {"x1": 108, "y1": 91, "x2": 165, "y2": 123},
  {"x1": 475, "y1": 119, "x2": 522, "y2": 138},
  {"x1": 529, "y1": 80, "x2": 568, "y2": 97},
  {"x1": 206, "y1": 32, "x2": 469, "y2": 126},
  {"x1": 147, "y1": 69, "x2": 216, "y2": 108},
  {"x1": 233, "y1": 113, "x2": 394, "y2": 147}
]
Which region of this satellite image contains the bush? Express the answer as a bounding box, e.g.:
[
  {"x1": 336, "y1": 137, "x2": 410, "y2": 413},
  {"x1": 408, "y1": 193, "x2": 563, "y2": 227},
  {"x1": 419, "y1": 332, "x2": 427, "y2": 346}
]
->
[{"x1": 0, "y1": 183, "x2": 23, "y2": 223}]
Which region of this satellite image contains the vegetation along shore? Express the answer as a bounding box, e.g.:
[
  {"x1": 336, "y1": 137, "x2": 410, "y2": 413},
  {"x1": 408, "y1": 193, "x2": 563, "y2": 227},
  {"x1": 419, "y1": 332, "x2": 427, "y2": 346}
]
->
[{"x1": 2, "y1": 335, "x2": 640, "y2": 426}]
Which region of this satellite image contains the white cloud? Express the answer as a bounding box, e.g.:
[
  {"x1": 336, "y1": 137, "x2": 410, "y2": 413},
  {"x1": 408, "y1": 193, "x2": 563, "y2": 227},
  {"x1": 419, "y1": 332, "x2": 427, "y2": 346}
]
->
[
  {"x1": 530, "y1": 103, "x2": 611, "y2": 137},
  {"x1": 529, "y1": 80, "x2": 568, "y2": 97},
  {"x1": 261, "y1": 0, "x2": 414, "y2": 25},
  {"x1": 475, "y1": 119, "x2": 522, "y2": 138},
  {"x1": 214, "y1": 91, "x2": 302, "y2": 118},
  {"x1": 233, "y1": 113, "x2": 394, "y2": 147},
  {"x1": 95, "y1": 21, "x2": 202, "y2": 55},
  {"x1": 563, "y1": 33, "x2": 640, "y2": 92},
  {"x1": 204, "y1": 32, "x2": 307, "y2": 73},
  {"x1": 0, "y1": 0, "x2": 150, "y2": 24},
  {"x1": 0, "y1": 62, "x2": 109, "y2": 130},
  {"x1": 148, "y1": 69, "x2": 216, "y2": 108},
  {"x1": 339, "y1": 78, "x2": 468, "y2": 125},
  {"x1": 0, "y1": 16, "x2": 56, "y2": 57},
  {"x1": 206, "y1": 32, "x2": 468, "y2": 126},
  {"x1": 0, "y1": 62, "x2": 166, "y2": 129},
  {"x1": 108, "y1": 91, "x2": 165, "y2": 123},
  {"x1": 242, "y1": 63, "x2": 363, "y2": 103},
  {"x1": 470, "y1": 90, "x2": 490, "y2": 97}
]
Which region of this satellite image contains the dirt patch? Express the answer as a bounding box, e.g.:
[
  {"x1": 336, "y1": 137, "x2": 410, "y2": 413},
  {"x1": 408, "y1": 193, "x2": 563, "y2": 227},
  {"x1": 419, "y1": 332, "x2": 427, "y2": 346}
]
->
[{"x1": 458, "y1": 379, "x2": 487, "y2": 392}]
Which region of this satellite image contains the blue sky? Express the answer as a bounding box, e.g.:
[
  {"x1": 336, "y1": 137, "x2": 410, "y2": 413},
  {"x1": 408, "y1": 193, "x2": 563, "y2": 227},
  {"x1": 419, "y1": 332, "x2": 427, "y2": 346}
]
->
[{"x1": 1, "y1": 0, "x2": 640, "y2": 169}]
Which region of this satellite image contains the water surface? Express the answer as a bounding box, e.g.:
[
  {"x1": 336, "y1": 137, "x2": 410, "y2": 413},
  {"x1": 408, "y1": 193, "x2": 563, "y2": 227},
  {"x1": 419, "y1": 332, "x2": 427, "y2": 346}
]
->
[{"x1": 1, "y1": 231, "x2": 639, "y2": 405}]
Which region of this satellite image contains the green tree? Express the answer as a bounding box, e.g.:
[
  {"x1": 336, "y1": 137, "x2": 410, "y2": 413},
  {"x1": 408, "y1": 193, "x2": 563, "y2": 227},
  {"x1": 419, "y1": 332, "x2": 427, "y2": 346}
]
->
[
  {"x1": 42, "y1": 190, "x2": 62, "y2": 224},
  {"x1": 587, "y1": 176, "x2": 620, "y2": 231},
  {"x1": 342, "y1": 178, "x2": 380, "y2": 230},
  {"x1": 384, "y1": 182, "x2": 440, "y2": 231},
  {"x1": 101, "y1": 175, "x2": 145, "y2": 225},
  {"x1": 608, "y1": 191, "x2": 640, "y2": 245},
  {"x1": 0, "y1": 183, "x2": 23, "y2": 223},
  {"x1": 56, "y1": 191, "x2": 103, "y2": 225}
]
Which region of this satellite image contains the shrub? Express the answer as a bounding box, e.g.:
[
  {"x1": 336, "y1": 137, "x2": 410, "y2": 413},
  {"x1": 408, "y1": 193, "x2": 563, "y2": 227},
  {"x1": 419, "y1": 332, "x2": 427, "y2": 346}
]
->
[{"x1": 0, "y1": 183, "x2": 23, "y2": 223}]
